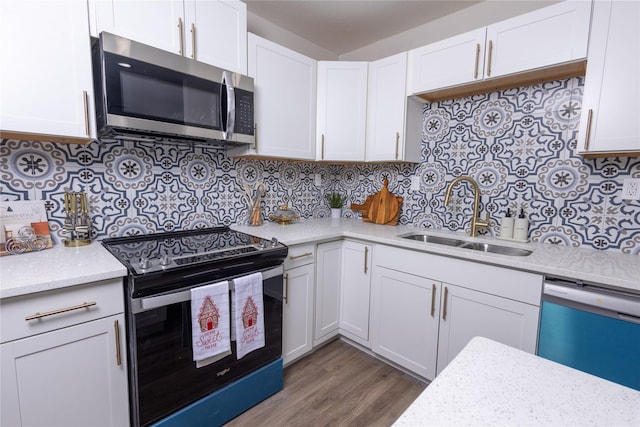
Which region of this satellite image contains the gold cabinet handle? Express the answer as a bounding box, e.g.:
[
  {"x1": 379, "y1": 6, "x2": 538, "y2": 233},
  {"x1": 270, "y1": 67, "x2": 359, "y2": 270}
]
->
[
  {"x1": 25, "y1": 301, "x2": 96, "y2": 321},
  {"x1": 178, "y1": 18, "x2": 184, "y2": 56},
  {"x1": 283, "y1": 273, "x2": 289, "y2": 304},
  {"x1": 114, "y1": 319, "x2": 122, "y2": 366},
  {"x1": 584, "y1": 109, "x2": 593, "y2": 151},
  {"x1": 321, "y1": 134, "x2": 325, "y2": 160},
  {"x1": 487, "y1": 40, "x2": 493, "y2": 77},
  {"x1": 364, "y1": 247, "x2": 369, "y2": 274},
  {"x1": 190, "y1": 23, "x2": 196, "y2": 59},
  {"x1": 474, "y1": 43, "x2": 480, "y2": 79},
  {"x1": 430, "y1": 284, "x2": 436, "y2": 317},
  {"x1": 395, "y1": 132, "x2": 400, "y2": 160},
  {"x1": 289, "y1": 252, "x2": 313, "y2": 260},
  {"x1": 82, "y1": 90, "x2": 90, "y2": 136},
  {"x1": 442, "y1": 287, "x2": 449, "y2": 320}
]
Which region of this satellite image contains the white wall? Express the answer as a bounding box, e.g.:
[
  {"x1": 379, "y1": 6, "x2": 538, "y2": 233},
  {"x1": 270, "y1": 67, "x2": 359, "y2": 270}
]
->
[{"x1": 247, "y1": 11, "x2": 339, "y2": 60}]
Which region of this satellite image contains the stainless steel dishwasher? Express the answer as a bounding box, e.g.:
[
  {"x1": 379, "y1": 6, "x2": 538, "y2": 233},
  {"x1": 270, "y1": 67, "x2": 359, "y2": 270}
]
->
[{"x1": 537, "y1": 277, "x2": 640, "y2": 391}]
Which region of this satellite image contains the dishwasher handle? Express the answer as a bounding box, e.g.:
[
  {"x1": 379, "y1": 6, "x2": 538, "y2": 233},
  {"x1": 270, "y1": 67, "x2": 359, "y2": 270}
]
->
[{"x1": 543, "y1": 282, "x2": 640, "y2": 319}]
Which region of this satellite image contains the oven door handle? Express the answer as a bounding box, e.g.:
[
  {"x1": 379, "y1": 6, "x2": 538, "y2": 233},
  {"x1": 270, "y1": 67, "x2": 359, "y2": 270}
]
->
[{"x1": 136, "y1": 265, "x2": 283, "y2": 311}]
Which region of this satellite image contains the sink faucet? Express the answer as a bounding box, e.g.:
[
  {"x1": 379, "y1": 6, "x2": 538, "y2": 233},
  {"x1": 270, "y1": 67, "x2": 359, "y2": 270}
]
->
[{"x1": 444, "y1": 176, "x2": 490, "y2": 237}]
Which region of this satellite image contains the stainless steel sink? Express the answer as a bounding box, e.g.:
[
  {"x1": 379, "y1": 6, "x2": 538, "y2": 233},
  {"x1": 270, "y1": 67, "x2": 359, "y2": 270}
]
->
[
  {"x1": 399, "y1": 233, "x2": 465, "y2": 247},
  {"x1": 459, "y1": 242, "x2": 532, "y2": 257},
  {"x1": 399, "y1": 233, "x2": 532, "y2": 256}
]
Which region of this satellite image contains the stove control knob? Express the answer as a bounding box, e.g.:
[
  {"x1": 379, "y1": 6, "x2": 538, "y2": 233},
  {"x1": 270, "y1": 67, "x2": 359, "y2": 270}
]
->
[
  {"x1": 257, "y1": 241, "x2": 265, "y2": 249},
  {"x1": 159, "y1": 255, "x2": 172, "y2": 267},
  {"x1": 139, "y1": 257, "x2": 152, "y2": 270},
  {"x1": 270, "y1": 237, "x2": 279, "y2": 247}
]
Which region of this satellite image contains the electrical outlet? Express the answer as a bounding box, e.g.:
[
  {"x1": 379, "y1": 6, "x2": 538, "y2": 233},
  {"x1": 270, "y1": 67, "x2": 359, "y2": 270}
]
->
[
  {"x1": 621, "y1": 178, "x2": 640, "y2": 200},
  {"x1": 410, "y1": 176, "x2": 420, "y2": 191},
  {"x1": 314, "y1": 173, "x2": 322, "y2": 186}
]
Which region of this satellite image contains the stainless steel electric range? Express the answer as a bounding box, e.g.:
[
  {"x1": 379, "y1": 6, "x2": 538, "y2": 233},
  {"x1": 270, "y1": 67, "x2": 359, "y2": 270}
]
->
[{"x1": 102, "y1": 227, "x2": 288, "y2": 427}]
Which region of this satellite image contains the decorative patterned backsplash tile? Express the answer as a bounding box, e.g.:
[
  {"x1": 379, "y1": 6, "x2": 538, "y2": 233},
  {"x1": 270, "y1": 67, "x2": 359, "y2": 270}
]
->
[{"x1": 1, "y1": 77, "x2": 639, "y2": 254}]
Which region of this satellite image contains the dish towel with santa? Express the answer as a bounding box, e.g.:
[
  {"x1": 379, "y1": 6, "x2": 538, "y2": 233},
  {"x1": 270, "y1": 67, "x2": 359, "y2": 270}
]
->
[
  {"x1": 191, "y1": 281, "x2": 231, "y2": 368},
  {"x1": 232, "y1": 272, "x2": 265, "y2": 359}
]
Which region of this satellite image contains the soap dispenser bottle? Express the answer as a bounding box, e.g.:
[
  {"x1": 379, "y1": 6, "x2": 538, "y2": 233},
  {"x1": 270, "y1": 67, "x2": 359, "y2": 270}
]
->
[
  {"x1": 499, "y1": 208, "x2": 514, "y2": 239},
  {"x1": 513, "y1": 209, "x2": 529, "y2": 241}
]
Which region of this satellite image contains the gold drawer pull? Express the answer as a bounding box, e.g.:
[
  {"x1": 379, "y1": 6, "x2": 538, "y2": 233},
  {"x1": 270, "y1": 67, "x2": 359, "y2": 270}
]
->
[
  {"x1": 25, "y1": 301, "x2": 97, "y2": 321},
  {"x1": 289, "y1": 252, "x2": 313, "y2": 260}
]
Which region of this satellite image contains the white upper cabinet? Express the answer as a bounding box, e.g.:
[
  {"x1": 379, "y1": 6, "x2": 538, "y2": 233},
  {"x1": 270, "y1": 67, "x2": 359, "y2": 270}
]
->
[
  {"x1": 89, "y1": 0, "x2": 247, "y2": 73},
  {"x1": 408, "y1": 28, "x2": 487, "y2": 94},
  {"x1": 366, "y1": 52, "x2": 422, "y2": 163},
  {"x1": 408, "y1": 0, "x2": 591, "y2": 96},
  {"x1": 486, "y1": 0, "x2": 590, "y2": 78},
  {"x1": 230, "y1": 34, "x2": 316, "y2": 160},
  {"x1": 184, "y1": 0, "x2": 247, "y2": 73},
  {"x1": 577, "y1": 0, "x2": 640, "y2": 156},
  {"x1": 0, "y1": 0, "x2": 95, "y2": 143},
  {"x1": 316, "y1": 61, "x2": 368, "y2": 162}
]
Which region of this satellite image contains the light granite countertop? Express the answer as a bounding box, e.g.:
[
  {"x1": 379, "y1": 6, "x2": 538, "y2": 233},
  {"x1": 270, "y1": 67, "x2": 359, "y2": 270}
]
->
[
  {"x1": 0, "y1": 242, "x2": 127, "y2": 299},
  {"x1": 233, "y1": 218, "x2": 640, "y2": 294},
  {"x1": 392, "y1": 336, "x2": 640, "y2": 426}
]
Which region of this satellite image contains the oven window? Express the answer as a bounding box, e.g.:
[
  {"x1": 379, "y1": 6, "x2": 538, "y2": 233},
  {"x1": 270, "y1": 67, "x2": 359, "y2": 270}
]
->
[{"x1": 133, "y1": 277, "x2": 282, "y2": 426}]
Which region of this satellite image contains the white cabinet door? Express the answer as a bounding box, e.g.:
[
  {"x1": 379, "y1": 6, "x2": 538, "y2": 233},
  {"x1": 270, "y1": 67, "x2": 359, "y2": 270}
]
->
[
  {"x1": 283, "y1": 263, "x2": 315, "y2": 365},
  {"x1": 90, "y1": 0, "x2": 184, "y2": 55},
  {"x1": 366, "y1": 52, "x2": 421, "y2": 163},
  {"x1": 0, "y1": 314, "x2": 129, "y2": 427},
  {"x1": 232, "y1": 34, "x2": 316, "y2": 159},
  {"x1": 316, "y1": 61, "x2": 368, "y2": 162},
  {"x1": 577, "y1": 0, "x2": 640, "y2": 156},
  {"x1": 370, "y1": 266, "x2": 441, "y2": 380},
  {"x1": 314, "y1": 241, "x2": 342, "y2": 344},
  {"x1": 339, "y1": 241, "x2": 372, "y2": 345},
  {"x1": 486, "y1": 0, "x2": 591, "y2": 78},
  {"x1": 407, "y1": 28, "x2": 487, "y2": 95},
  {"x1": 184, "y1": 0, "x2": 247, "y2": 73},
  {"x1": 0, "y1": 0, "x2": 95, "y2": 142},
  {"x1": 90, "y1": 0, "x2": 246, "y2": 73},
  {"x1": 436, "y1": 283, "x2": 540, "y2": 375}
]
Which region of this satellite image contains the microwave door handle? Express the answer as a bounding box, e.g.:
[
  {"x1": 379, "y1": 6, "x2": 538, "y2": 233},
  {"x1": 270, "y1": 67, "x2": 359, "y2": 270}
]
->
[{"x1": 223, "y1": 71, "x2": 235, "y2": 139}]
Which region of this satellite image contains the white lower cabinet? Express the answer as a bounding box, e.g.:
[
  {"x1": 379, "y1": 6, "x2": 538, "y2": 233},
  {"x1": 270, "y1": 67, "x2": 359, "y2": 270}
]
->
[
  {"x1": 370, "y1": 244, "x2": 542, "y2": 380},
  {"x1": 314, "y1": 241, "x2": 342, "y2": 344},
  {"x1": 283, "y1": 244, "x2": 316, "y2": 365},
  {"x1": 0, "y1": 279, "x2": 129, "y2": 427},
  {"x1": 436, "y1": 283, "x2": 540, "y2": 375},
  {"x1": 370, "y1": 267, "x2": 441, "y2": 379},
  {"x1": 338, "y1": 240, "x2": 372, "y2": 346}
]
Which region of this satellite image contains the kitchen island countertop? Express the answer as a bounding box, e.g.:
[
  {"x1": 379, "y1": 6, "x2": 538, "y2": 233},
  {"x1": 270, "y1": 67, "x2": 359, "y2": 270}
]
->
[
  {"x1": 233, "y1": 218, "x2": 640, "y2": 294},
  {"x1": 393, "y1": 336, "x2": 640, "y2": 426}
]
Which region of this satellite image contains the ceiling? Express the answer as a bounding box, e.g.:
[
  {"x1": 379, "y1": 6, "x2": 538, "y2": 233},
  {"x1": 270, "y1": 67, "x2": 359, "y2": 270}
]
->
[{"x1": 244, "y1": 0, "x2": 483, "y2": 55}]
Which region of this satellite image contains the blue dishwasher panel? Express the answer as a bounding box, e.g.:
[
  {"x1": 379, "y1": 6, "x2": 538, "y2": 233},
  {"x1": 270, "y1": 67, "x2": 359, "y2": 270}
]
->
[{"x1": 537, "y1": 301, "x2": 640, "y2": 391}]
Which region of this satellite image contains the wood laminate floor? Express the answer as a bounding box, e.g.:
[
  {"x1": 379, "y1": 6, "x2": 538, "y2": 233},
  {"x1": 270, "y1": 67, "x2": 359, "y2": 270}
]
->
[{"x1": 226, "y1": 340, "x2": 428, "y2": 427}]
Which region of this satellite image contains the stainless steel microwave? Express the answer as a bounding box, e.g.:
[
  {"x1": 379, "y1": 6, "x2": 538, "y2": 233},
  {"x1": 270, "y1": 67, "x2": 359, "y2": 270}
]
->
[{"x1": 92, "y1": 32, "x2": 254, "y2": 146}]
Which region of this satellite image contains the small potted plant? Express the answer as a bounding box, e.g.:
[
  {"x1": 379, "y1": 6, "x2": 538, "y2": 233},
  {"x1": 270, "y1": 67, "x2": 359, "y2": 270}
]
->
[{"x1": 325, "y1": 192, "x2": 347, "y2": 218}]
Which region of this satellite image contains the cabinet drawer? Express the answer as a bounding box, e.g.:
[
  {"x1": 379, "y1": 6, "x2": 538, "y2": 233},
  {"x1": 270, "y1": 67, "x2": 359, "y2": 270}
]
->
[
  {"x1": 1, "y1": 278, "x2": 124, "y2": 343},
  {"x1": 284, "y1": 243, "x2": 316, "y2": 270}
]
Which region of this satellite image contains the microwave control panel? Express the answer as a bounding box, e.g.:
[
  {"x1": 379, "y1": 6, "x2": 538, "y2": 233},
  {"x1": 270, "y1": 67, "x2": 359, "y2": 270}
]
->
[{"x1": 235, "y1": 89, "x2": 254, "y2": 136}]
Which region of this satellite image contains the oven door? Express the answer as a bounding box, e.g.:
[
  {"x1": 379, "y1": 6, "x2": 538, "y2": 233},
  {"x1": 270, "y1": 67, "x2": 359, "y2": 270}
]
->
[{"x1": 128, "y1": 266, "x2": 283, "y2": 427}]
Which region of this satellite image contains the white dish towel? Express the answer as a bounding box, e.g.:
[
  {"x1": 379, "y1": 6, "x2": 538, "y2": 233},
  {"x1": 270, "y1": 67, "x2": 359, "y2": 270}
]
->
[
  {"x1": 191, "y1": 281, "x2": 231, "y2": 368},
  {"x1": 232, "y1": 272, "x2": 265, "y2": 359}
]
